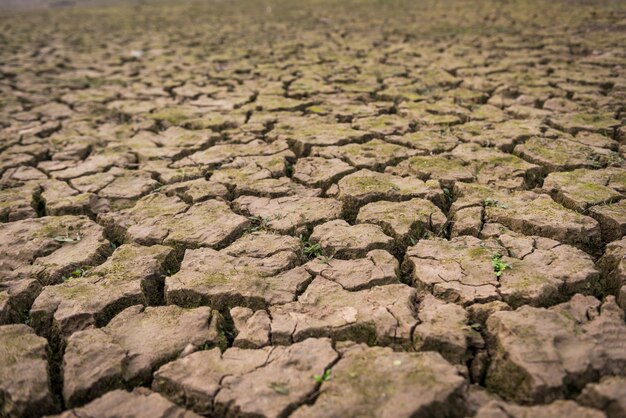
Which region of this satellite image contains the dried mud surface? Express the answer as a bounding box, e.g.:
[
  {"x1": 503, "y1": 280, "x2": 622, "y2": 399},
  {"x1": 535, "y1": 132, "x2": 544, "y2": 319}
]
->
[{"x1": 1, "y1": 0, "x2": 626, "y2": 417}]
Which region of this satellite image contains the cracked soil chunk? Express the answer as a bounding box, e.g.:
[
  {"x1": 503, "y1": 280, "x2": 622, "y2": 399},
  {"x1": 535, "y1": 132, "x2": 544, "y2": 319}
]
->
[
  {"x1": 513, "y1": 136, "x2": 612, "y2": 172},
  {"x1": 356, "y1": 197, "x2": 447, "y2": 244},
  {"x1": 269, "y1": 277, "x2": 417, "y2": 348},
  {"x1": 474, "y1": 400, "x2": 605, "y2": 418},
  {"x1": 97, "y1": 169, "x2": 160, "y2": 207},
  {"x1": 268, "y1": 116, "x2": 370, "y2": 156},
  {"x1": 99, "y1": 194, "x2": 249, "y2": 249},
  {"x1": 589, "y1": 199, "x2": 626, "y2": 243},
  {"x1": 50, "y1": 388, "x2": 201, "y2": 418},
  {"x1": 597, "y1": 237, "x2": 626, "y2": 298},
  {"x1": 413, "y1": 293, "x2": 482, "y2": 364},
  {"x1": 163, "y1": 177, "x2": 230, "y2": 203},
  {"x1": 304, "y1": 249, "x2": 399, "y2": 291},
  {"x1": 578, "y1": 376, "x2": 626, "y2": 418},
  {"x1": 233, "y1": 195, "x2": 343, "y2": 234},
  {"x1": 0, "y1": 324, "x2": 57, "y2": 418},
  {"x1": 485, "y1": 294, "x2": 626, "y2": 403},
  {"x1": 166, "y1": 233, "x2": 308, "y2": 309},
  {"x1": 328, "y1": 169, "x2": 442, "y2": 217},
  {"x1": 386, "y1": 155, "x2": 474, "y2": 188},
  {"x1": 386, "y1": 130, "x2": 459, "y2": 154},
  {"x1": 292, "y1": 157, "x2": 355, "y2": 189},
  {"x1": 543, "y1": 167, "x2": 625, "y2": 212},
  {"x1": 403, "y1": 235, "x2": 599, "y2": 307},
  {"x1": 0, "y1": 215, "x2": 111, "y2": 285},
  {"x1": 172, "y1": 139, "x2": 290, "y2": 169},
  {"x1": 31, "y1": 243, "x2": 177, "y2": 341},
  {"x1": 309, "y1": 219, "x2": 393, "y2": 258},
  {"x1": 450, "y1": 143, "x2": 542, "y2": 189},
  {"x1": 50, "y1": 149, "x2": 136, "y2": 181},
  {"x1": 311, "y1": 139, "x2": 417, "y2": 170},
  {"x1": 0, "y1": 181, "x2": 40, "y2": 222},
  {"x1": 62, "y1": 304, "x2": 224, "y2": 408},
  {"x1": 97, "y1": 193, "x2": 187, "y2": 244},
  {"x1": 455, "y1": 119, "x2": 544, "y2": 152},
  {"x1": 230, "y1": 306, "x2": 271, "y2": 348},
  {"x1": 0, "y1": 279, "x2": 41, "y2": 325},
  {"x1": 291, "y1": 343, "x2": 467, "y2": 418},
  {"x1": 154, "y1": 338, "x2": 338, "y2": 418},
  {"x1": 451, "y1": 184, "x2": 601, "y2": 250},
  {"x1": 548, "y1": 112, "x2": 620, "y2": 135}
]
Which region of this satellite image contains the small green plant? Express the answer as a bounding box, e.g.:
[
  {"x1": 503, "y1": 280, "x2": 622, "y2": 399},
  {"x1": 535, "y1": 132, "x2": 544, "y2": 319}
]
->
[
  {"x1": 247, "y1": 216, "x2": 270, "y2": 233},
  {"x1": 316, "y1": 255, "x2": 334, "y2": 265},
  {"x1": 300, "y1": 236, "x2": 324, "y2": 259},
  {"x1": 267, "y1": 382, "x2": 289, "y2": 395},
  {"x1": 70, "y1": 268, "x2": 84, "y2": 277},
  {"x1": 285, "y1": 163, "x2": 294, "y2": 177},
  {"x1": 483, "y1": 197, "x2": 498, "y2": 207},
  {"x1": 491, "y1": 253, "x2": 511, "y2": 277},
  {"x1": 150, "y1": 184, "x2": 166, "y2": 194},
  {"x1": 304, "y1": 243, "x2": 323, "y2": 258},
  {"x1": 314, "y1": 369, "x2": 331, "y2": 384},
  {"x1": 62, "y1": 267, "x2": 89, "y2": 282},
  {"x1": 23, "y1": 310, "x2": 31, "y2": 325},
  {"x1": 484, "y1": 197, "x2": 507, "y2": 209}
]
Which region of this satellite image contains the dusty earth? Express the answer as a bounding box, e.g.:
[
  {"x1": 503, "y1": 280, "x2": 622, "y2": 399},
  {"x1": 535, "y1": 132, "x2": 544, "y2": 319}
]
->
[{"x1": 1, "y1": 0, "x2": 626, "y2": 417}]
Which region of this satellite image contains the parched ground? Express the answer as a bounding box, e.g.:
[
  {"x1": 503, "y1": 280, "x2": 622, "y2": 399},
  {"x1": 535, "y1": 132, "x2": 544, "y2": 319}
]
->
[{"x1": 1, "y1": 0, "x2": 626, "y2": 417}]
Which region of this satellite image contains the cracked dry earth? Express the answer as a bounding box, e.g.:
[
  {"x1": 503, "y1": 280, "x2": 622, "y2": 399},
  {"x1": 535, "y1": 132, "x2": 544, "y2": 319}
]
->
[{"x1": 1, "y1": 0, "x2": 626, "y2": 417}]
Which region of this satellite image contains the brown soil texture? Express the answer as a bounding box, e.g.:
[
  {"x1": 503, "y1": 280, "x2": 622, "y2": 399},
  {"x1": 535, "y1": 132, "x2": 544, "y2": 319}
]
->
[{"x1": 1, "y1": 0, "x2": 626, "y2": 417}]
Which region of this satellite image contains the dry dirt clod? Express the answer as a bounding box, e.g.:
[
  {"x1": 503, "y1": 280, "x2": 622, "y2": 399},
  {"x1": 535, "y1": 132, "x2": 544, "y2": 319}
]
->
[
  {"x1": 30, "y1": 243, "x2": 177, "y2": 341},
  {"x1": 291, "y1": 342, "x2": 467, "y2": 418},
  {"x1": 403, "y1": 235, "x2": 599, "y2": 308},
  {"x1": 153, "y1": 338, "x2": 338, "y2": 417},
  {"x1": 165, "y1": 232, "x2": 308, "y2": 309},
  {"x1": 485, "y1": 295, "x2": 626, "y2": 403},
  {"x1": 0, "y1": 324, "x2": 58, "y2": 417},
  {"x1": 48, "y1": 388, "x2": 202, "y2": 418},
  {"x1": 61, "y1": 305, "x2": 225, "y2": 408}
]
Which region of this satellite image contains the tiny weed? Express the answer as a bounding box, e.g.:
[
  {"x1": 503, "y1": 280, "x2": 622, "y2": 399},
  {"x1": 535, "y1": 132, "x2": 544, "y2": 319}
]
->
[
  {"x1": 314, "y1": 369, "x2": 332, "y2": 384},
  {"x1": 285, "y1": 163, "x2": 294, "y2": 177},
  {"x1": 491, "y1": 253, "x2": 511, "y2": 277},
  {"x1": 316, "y1": 254, "x2": 334, "y2": 265},
  {"x1": 586, "y1": 153, "x2": 603, "y2": 168},
  {"x1": 483, "y1": 197, "x2": 498, "y2": 207},
  {"x1": 484, "y1": 197, "x2": 507, "y2": 209},
  {"x1": 304, "y1": 243, "x2": 323, "y2": 258},
  {"x1": 62, "y1": 266, "x2": 89, "y2": 282},
  {"x1": 300, "y1": 236, "x2": 324, "y2": 259},
  {"x1": 607, "y1": 152, "x2": 624, "y2": 166},
  {"x1": 267, "y1": 382, "x2": 290, "y2": 395},
  {"x1": 247, "y1": 216, "x2": 270, "y2": 233},
  {"x1": 150, "y1": 184, "x2": 166, "y2": 194}
]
